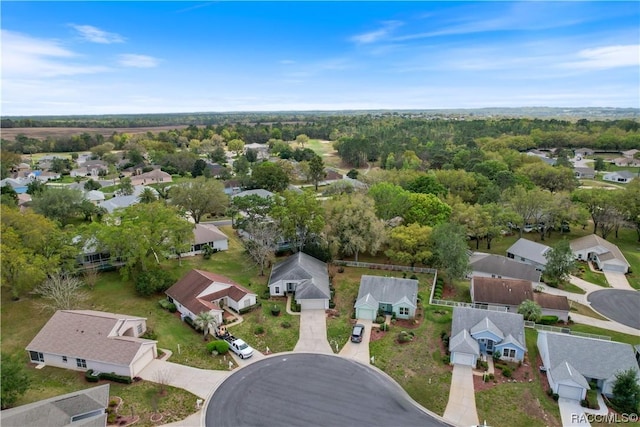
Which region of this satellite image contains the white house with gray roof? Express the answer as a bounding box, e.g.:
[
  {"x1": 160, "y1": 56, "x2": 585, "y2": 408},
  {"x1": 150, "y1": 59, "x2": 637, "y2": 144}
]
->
[
  {"x1": 354, "y1": 276, "x2": 418, "y2": 321},
  {"x1": 26, "y1": 310, "x2": 157, "y2": 378},
  {"x1": 570, "y1": 234, "x2": 630, "y2": 273},
  {"x1": 268, "y1": 252, "x2": 330, "y2": 310},
  {"x1": 537, "y1": 331, "x2": 640, "y2": 401},
  {"x1": 506, "y1": 238, "x2": 551, "y2": 271},
  {"x1": 470, "y1": 253, "x2": 542, "y2": 283},
  {"x1": 449, "y1": 307, "x2": 526, "y2": 367},
  {"x1": 603, "y1": 170, "x2": 636, "y2": 184},
  {"x1": 1, "y1": 384, "x2": 110, "y2": 427}
]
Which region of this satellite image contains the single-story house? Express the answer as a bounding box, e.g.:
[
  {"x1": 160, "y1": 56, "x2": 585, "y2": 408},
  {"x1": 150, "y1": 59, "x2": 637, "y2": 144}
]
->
[
  {"x1": 205, "y1": 162, "x2": 229, "y2": 178},
  {"x1": 85, "y1": 190, "x2": 106, "y2": 204},
  {"x1": 244, "y1": 143, "x2": 270, "y2": 160},
  {"x1": 166, "y1": 269, "x2": 257, "y2": 326},
  {"x1": 506, "y1": 238, "x2": 551, "y2": 271},
  {"x1": 268, "y1": 252, "x2": 331, "y2": 310},
  {"x1": 182, "y1": 223, "x2": 229, "y2": 256},
  {"x1": 354, "y1": 275, "x2": 419, "y2": 321},
  {"x1": 449, "y1": 306, "x2": 526, "y2": 367},
  {"x1": 98, "y1": 185, "x2": 156, "y2": 213},
  {"x1": 28, "y1": 170, "x2": 61, "y2": 182},
  {"x1": 130, "y1": 169, "x2": 172, "y2": 186},
  {"x1": 26, "y1": 310, "x2": 157, "y2": 378},
  {"x1": 570, "y1": 234, "x2": 630, "y2": 274},
  {"x1": 574, "y1": 167, "x2": 596, "y2": 179},
  {"x1": 575, "y1": 148, "x2": 594, "y2": 157},
  {"x1": 611, "y1": 157, "x2": 640, "y2": 167},
  {"x1": 603, "y1": 171, "x2": 635, "y2": 184},
  {"x1": 0, "y1": 384, "x2": 110, "y2": 427},
  {"x1": 231, "y1": 188, "x2": 274, "y2": 200},
  {"x1": 470, "y1": 276, "x2": 570, "y2": 322},
  {"x1": 622, "y1": 149, "x2": 639, "y2": 159},
  {"x1": 469, "y1": 253, "x2": 542, "y2": 283},
  {"x1": 223, "y1": 180, "x2": 242, "y2": 196},
  {"x1": 537, "y1": 331, "x2": 640, "y2": 401},
  {"x1": 0, "y1": 177, "x2": 30, "y2": 194}
]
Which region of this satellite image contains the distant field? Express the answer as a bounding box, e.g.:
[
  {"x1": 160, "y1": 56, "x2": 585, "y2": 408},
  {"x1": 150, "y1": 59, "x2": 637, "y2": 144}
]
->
[{"x1": 0, "y1": 125, "x2": 190, "y2": 140}]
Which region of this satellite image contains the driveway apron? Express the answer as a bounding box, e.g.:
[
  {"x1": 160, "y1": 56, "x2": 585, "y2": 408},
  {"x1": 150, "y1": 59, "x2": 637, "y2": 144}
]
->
[
  {"x1": 603, "y1": 272, "x2": 634, "y2": 291},
  {"x1": 443, "y1": 364, "x2": 479, "y2": 427},
  {"x1": 294, "y1": 309, "x2": 333, "y2": 354},
  {"x1": 558, "y1": 398, "x2": 591, "y2": 426},
  {"x1": 339, "y1": 319, "x2": 373, "y2": 364},
  {"x1": 138, "y1": 359, "x2": 230, "y2": 400}
]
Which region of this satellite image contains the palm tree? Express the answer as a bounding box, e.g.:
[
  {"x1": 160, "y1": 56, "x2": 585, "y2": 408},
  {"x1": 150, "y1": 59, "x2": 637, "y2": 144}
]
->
[
  {"x1": 138, "y1": 187, "x2": 157, "y2": 204},
  {"x1": 193, "y1": 311, "x2": 217, "y2": 339}
]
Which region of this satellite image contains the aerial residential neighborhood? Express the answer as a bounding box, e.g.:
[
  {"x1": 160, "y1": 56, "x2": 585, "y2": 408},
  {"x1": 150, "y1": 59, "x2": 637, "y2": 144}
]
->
[{"x1": 1, "y1": 2, "x2": 640, "y2": 427}]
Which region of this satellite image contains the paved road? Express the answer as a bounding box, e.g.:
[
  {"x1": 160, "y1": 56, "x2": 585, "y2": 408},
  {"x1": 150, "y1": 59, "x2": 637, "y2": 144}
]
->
[
  {"x1": 205, "y1": 353, "x2": 452, "y2": 427},
  {"x1": 588, "y1": 289, "x2": 640, "y2": 329}
]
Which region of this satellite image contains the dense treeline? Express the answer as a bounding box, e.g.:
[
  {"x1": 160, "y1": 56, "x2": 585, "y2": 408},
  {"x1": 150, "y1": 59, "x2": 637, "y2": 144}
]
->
[{"x1": 1, "y1": 115, "x2": 638, "y2": 156}]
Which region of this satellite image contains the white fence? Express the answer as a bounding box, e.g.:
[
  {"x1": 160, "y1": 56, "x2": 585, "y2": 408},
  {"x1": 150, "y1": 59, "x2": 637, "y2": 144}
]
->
[
  {"x1": 333, "y1": 260, "x2": 437, "y2": 274},
  {"x1": 524, "y1": 321, "x2": 611, "y2": 341},
  {"x1": 430, "y1": 299, "x2": 508, "y2": 312}
]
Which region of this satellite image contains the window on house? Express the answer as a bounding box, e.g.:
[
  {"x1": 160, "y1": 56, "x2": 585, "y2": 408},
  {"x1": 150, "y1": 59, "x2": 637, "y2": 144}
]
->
[
  {"x1": 275, "y1": 286, "x2": 280, "y2": 294},
  {"x1": 29, "y1": 351, "x2": 44, "y2": 362},
  {"x1": 399, "y1": 307, "x2": 409, "y2": 316},
  {"x1": 502, "y1": 349, "x2": 516, "y2": 358},
  {"x1": 137, "y1": 324, "x2": 143, "y2": 335},
  {"x1": 76, "y1": 358, "x2": 87, "y2": 368},
  {"x1": 62, "y1": 356, "x2": 67, "y2": 363}
]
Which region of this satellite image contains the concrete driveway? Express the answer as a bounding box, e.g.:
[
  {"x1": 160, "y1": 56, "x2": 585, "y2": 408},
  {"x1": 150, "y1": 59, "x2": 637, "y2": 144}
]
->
[
  {"x1": 603, "y1": 271, "x2": 634, "y2": 291},
  {"x1": 228, "y1": 348, "x2": 267, "y2": 368},
  {"x1": 138, "y1": 359, "x2": 230, "y2": 400},
  {"x1": 558, "y1": 398, "x2": 591, "y2": 426},
  {"x1": 339, "y1": 319, "x2": 372, "y2": 364},
  {"x1": 293, "y1": 309, "x2": 333, "y2": 354},
  {"x1": 443, "y1": 364, "x2": 479, "y2": 427}
]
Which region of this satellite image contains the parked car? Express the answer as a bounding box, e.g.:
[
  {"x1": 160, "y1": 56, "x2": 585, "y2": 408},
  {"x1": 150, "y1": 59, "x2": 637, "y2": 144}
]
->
[{"x1": 351, "y1": 324, "x2": 365, "y2": 343}]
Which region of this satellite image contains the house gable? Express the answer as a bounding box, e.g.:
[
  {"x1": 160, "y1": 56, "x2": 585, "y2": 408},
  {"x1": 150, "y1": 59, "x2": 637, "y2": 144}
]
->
[{"x1": 268, "y1": 252, "x2": 330, "y2": 301}]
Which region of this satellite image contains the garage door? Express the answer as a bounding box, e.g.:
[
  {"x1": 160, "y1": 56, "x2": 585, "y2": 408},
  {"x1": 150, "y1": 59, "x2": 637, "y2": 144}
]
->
[
  {"x1": 602, "y1": 264, "x2": 627, "y2": 273},
  {"x1": 558, "y1": 384, "x2": 584, "y2": 400},
  {"x1": 452, "y1": 352, "x2": 475, "y2": 366},
  {"x1": 300, "y1": 299, "x2": 327, "y2": 310},
  {"x1": 356, "y1": 308, "x2": 376, "y2": 321}
]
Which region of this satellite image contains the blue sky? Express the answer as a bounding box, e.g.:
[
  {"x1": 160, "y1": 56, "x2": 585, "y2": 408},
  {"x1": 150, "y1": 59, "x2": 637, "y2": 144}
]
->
[{"x1": 1, "y1": 1, "x2": 639, "y2": 116}]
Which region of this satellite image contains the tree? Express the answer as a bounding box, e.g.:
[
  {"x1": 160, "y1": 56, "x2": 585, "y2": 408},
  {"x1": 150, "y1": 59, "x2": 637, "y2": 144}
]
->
[
  {"x1": 1, "y1": 353, "x2": 30, "y2": 409},
  {"x1": 170, "y1": 178, "x2": 228, "y2": 223},
  {"x1": 90, "y1": 142, "x2": 115, "y2": 158},
  {"x1": 368, "y1": 182, "x2": 410, "y2": 220},
  {"x1": 119, "y1": 176, "x2": 134, "y2": 196},
  {"x1": 572, "y1": 189, "x2": 620, "y2": 238},
  {"x1": 138, "y1": 187, "x2": 158, "y2": 204},
  {"x1": 227, "y1": 139, "x2": 245, "y2": 157},
  {"x1": 1, "y1": 206, "x2": 75, "y2": 298},
  {"x1": 593, "y1": 157, "x2": 607, "y2": 171},
  {"x1": 251, "y1": 162, "x2": 290, "y2": 192},
  {"x1": 233, "y1": 156, "x2": 250, "y2": 175},
  {"x1": 34, "y1": 274, "x2": 88, "y2": 312},
  {"x1": 623, "y1": 180, "x2": 640, "y2": 241},
  {"x1": 0, "y1": 150, "x2": 22, "y2": 179},
  {"x1": 31, "y1": 187, "x2": 84, "y2": 224},
  {"x1": 243, "y1": 221, "x2": 279, "y2": 276},
  {"x1": 191, "y1": 158, "x2": 207, "y2": 177},
  {"x1": 346, "y1": 169, "x2": 359, "y2": 179},
  {"x1": 308, "y1": 155, "x2": 326, "y2": 191},
  {"x1": 517, "y1": 300, "x2": 542, "y2": 322},
  {"x1": 429, "y1": 222, "x2": 469, "y2": 285},
  {"x1": 271, "y1": 190, "x2": 325, "y2": 252},
  {"x1": 450, "y1": 203, "x2": 491, "y2": 250},
  {"x1": 245, "y1": 148, "x2": 258, "y2": 164},
  {"x1": 230, "y1": 193, "x2": 274, "y2": 229},
  {"x1": 84, "y1": 179, "x2": 101, "y2": 191},
  {"x1": 519, "y1": 163, "x2": 577, "y2": 193},
  {"x1": 194, "y1": 311, "x2": 217, "y2": 339},
  {"x1": 543, "y1": 240, "x2": 576, "y2": 285},
  {"x1": 611, "y1": 368, "x2": 640, "y2": 414},
  {"x1": 26, "y1": 180, "x2": 46, "y2": 196},
  {"x1": 209, "y1": 146, "x2": 227, "y2": 164},
  {"x1": 505, "y1": 186, "x2": 549, "y2": 238},
  {"x1": 324, "y1": 193, "x2": 386, "y2": 262},
  {"x1": 405, "y1": 174, "x2": 447, "y2": 197},
  {"x1": 0, "y1": 185, "x2": 18, "y2": 206},
  {"x1": 94, "y1": 202, "x2": 194, "y2": 280},
  {"x1": 295, "y1": 134, "x2": 310, "y2": 148},
  {"x1": 404, "y1": 193, "x2": 452, "y2": 226},
  {"x1": 385, "y1": 223, "x2": 433, "y2": 267}
]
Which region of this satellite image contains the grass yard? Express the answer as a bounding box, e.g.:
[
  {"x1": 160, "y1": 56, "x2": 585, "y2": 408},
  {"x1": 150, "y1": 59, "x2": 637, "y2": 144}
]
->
[
  {"x1": 569, "y1": 301, "x2": 608, "y2": 320},
  {"x1": 574, "y1": 263, "x2": 609, "y2": 287},
  {"x1": 476, "y1": 328, "x2": 562, "y2": 427},
  {"x1": 567, "y1": 324, "x2": 640, "y2": 346}
]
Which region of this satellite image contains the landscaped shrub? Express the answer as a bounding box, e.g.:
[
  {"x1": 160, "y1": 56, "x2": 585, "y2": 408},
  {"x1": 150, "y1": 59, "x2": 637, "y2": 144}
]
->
[
  {"x1": 397, "y1": 331, "x2": 413, "y2": 343},
  {"x1": 107, "y1": 412, "x2": 117, "y2": 424},
  {"x1": 547, "y1": 388, "x2": 553, "y2": 397},
  {"x1": 271, "y1": 305, "x2": 281, "y2": 316},
  {"x1": 206, "y1": 340, "x2": 229, "y2": 355},
  {"x1": 254, "y1": 326, "x2": 265, "y2": 335},
  {"x1": 100, "y1": 372, "x2": 132, "y2": 384},
  {"x1": 141, "y1": 328, "x2": 158, "y2": 340},
  {"x1": 184, "y1": 316, "x2": 201, "y2": 331},
  {"x1": 85, "y1": 369, "x2": 99, "y2": 382},
  {"x1": 552, "y1": 393, "x2": 559, "y2": 401},
  {"x1": 380, "y1": 323, "x2": 389, "y2": 331},
  {"x1": 375, "y1": 316, "x2": 385, "y2": 324},
  {"x1": 281, "y1": 321, "x2": 291, "y2": 329},
  {"x1": 410, "y1": 274, "x2": 418, "y2": 280},
  {"x1": 502, "y1": 367, "x2": 512, "y2": 378},
  {"x1": 329, "y1": 301, "x2": 336, "y2": 309},
  {"x1": 135, "y1": 269, "x2": 175, "y2": 296},
  {"x1": 337, "y1": 266, "x2": 344, "y2": 273},
  {"x1": 539, "y1": 315, "x2": 559, "y2": 325},
  {"x1": 262, "y1": 290, "x2": 271, "y2": 299}
]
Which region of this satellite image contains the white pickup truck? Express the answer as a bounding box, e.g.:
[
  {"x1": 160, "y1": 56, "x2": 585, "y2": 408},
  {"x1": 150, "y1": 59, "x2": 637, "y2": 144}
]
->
[{"x1": 216, "y1": 326, "x2": 254, "y2": 359}]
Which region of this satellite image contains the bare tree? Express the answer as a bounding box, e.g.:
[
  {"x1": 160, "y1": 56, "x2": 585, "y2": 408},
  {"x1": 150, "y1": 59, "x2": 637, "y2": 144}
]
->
[
  {"x1": 242, "y1": 221, "x2": 279, "y2": 276},
  {"x1": 154, "y1": 368, "x2": 173, "y2": 396},
  {"x1": 34, "y1": 274, "x2": 88, "y2": 312},
  {"x1": 83, "y1": 268, "x2": 99, "y2": 291}
]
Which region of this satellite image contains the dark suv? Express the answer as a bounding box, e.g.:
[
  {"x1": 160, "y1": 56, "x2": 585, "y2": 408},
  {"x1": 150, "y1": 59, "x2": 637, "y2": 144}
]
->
[{"x1": 351, "y1": 324, "x2": 365, "y2": 343}]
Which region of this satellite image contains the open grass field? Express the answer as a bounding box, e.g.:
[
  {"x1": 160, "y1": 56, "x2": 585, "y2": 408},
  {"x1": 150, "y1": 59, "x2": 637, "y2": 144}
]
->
[{"x1": 1, "y1": 125, "x2": 189, "y2": 140}]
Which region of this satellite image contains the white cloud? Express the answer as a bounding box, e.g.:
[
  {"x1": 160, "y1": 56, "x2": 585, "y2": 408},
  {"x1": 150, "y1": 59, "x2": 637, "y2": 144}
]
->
[
  {"x1": 350, "y1": 20, "x2": 403, "y2": 44},
  {"x1": 70, "y1": 24, "x2": 125, "y2": 44},
  {"x1": 560, "y1": 45, "x2": 639, "y2": 70},
  {"x1": 1, "y1": 29, "x2": 110, "y2": 78},
  {"x1": 118, "y1": 54, "x2": 160, "y2": 68}
]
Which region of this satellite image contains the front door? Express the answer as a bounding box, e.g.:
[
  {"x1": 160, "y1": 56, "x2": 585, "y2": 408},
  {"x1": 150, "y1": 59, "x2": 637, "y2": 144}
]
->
[{"x1": 486, "y1": 340, "x2": 494, "y2": 354}]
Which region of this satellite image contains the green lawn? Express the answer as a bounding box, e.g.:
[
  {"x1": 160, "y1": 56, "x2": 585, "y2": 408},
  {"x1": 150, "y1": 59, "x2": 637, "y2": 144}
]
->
[{"x1": 574, "y1": 263, "x2": 609, "y2": 287}]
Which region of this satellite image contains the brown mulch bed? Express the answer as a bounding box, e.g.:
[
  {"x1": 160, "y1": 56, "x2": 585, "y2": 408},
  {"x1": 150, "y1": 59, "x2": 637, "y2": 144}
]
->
[{"x1": 473, "y1": 357, "x2": 535, "y2": 392}]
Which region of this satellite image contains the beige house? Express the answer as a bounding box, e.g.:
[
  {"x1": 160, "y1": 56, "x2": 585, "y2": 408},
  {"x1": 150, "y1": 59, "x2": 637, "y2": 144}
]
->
[
  {"x1": 181, "y1": 223, "x2": 229, "y2": 256},
  {"x1": 26, "y1": 310, "x2": 157, "y2": 378},
  {"x1": 130, "y1": 169, "x2": 172, "y2": 186},
  {"x1": 570, "y1": 234, "x2": 630, "y2": 273}
]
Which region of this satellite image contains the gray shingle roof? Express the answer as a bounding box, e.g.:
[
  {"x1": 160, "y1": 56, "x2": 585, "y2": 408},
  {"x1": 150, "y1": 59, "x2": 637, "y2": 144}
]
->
[
  {"x1": 269, "y1": 252, "x2": 330, "y2": 300},
  {"x1": 470, "y1": 253, "x2": 541, "y2": 282},
  {"x1": 506, "y1": 238, "x2": 551, "y2": 266},
  {"x1": 356, "y1": 276, "x2": 418, "y2": 308},
  {"x1": 542, "y1": 332, "x2": 640, "y2": 381},
  {"x1": 451, "y1": 307, "x2": 526, "y2": 349},
  {"x1": 232, "y1": 189, "x2": 274, "y2": 199},
  {"x1": 0, "y1": 384, "x2": 110, "y2": 427},
  {"x1": 550, "y1": 361, "x2": 590, "y2": 389},
  {"x1": 193, "y1": 223, "x2": 227, "y2": 245},
  {"x1": 570, "y1": 234, "x2": 629, "y2": 267},
  {"x1": 449, "y1": 330, "x2": 479, "y2": 355},
  {"x1": 26, "y1": 310, "x2": 154, "y2": 367},
  {"x1": 470, "y1": 317, "x2": 504, "y2": 340}
]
